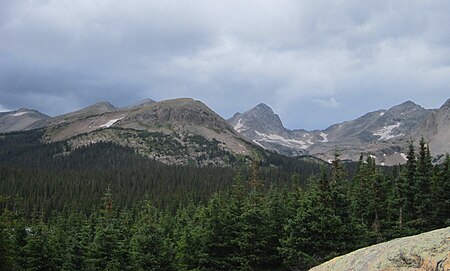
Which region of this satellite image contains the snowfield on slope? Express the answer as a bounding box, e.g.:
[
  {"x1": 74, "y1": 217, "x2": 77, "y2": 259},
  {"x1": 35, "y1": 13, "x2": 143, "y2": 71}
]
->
[
  {"x1": 100, "y1": 117, "x2": 123, "y2": 128},
  {"x1": 373, "y1": 123, "x2": 404, "y2": 140}
]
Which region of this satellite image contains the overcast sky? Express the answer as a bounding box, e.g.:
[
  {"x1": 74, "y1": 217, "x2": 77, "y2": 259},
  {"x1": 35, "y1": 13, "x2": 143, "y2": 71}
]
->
[{"x1": 1, "y1": 1, "x2": 450, "y2": 129}]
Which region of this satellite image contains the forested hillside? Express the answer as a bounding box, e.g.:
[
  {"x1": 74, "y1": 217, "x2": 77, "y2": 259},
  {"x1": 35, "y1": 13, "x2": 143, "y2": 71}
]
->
[
  {"x1": 0, "y1": 129, "x2": 322, "y2": 215},
  {"x1": 0, "y1": 131, "x2": 448, "y2": 270}
]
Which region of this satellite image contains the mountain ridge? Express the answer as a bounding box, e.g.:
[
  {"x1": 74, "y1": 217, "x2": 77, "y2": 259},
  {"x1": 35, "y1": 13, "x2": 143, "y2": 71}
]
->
[
  {"x1": 228, "y1": 98, "x2": 449, "y2": 165},
  {"x1": 2, "y1": 97, "x2": 449, "y2": 166},
  {"x1": 1, "y1": 98, "x2": 259, "y2": 166}
]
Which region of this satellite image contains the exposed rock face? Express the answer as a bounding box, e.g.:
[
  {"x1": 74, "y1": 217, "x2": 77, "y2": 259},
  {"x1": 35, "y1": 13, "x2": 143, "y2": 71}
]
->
[
  {"x1": 416, "y1": 99, "x2": 450, "y2": 162},
  {"x1": 229, "y1": 99, "x2": 450, "y2": 165},
  {"x1": 228, "y1": 103, "x2": 309, "y2": 156},
  {"x1": 310, "y1": 227, "x2": 450, "y2": 271},
  {"x1": 0, "y1": 108, "x2": 49, "y2": 133}
]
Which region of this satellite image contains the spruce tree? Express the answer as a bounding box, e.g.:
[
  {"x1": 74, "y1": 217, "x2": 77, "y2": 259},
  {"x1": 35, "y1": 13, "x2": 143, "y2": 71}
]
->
[
  {"x1": 404, "y1": 139, "x2": 417, "y2": 221},
  {"x1": 130, "y1": 201, "x2": 175, "y2": 271},
  {"x1": 414, "y1": 137, "x2": 433, "y2": 228},
  {"x1": 431, "y1": 154, "x2": 450, "y2": 227}
]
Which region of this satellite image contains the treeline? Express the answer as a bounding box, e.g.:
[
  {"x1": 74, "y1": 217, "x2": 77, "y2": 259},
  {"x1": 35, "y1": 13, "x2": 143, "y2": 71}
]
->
[
  {"x1": 0, "y1": 130, "x2": 322, "y2": 215},
  {"x1": 1, "y1": 138, "x2": 449, "y2": 271}
]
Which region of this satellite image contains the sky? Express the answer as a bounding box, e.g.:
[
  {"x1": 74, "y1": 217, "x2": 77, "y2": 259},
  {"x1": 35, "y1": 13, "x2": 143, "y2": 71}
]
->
[{"x1": 1, "y1": 0, "x2": 450, "y2": 130}]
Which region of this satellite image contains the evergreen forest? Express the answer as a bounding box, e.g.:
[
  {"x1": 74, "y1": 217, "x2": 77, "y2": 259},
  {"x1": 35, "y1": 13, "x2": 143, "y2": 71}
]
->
[{"x1": 0, "y1": 130, "x2": 449, "y2": 270}]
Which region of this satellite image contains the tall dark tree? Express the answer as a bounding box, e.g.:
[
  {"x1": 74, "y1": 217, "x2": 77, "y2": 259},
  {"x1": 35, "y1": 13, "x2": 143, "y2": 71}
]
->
[
  {"x1": 413, "y1": 138, "x2": 434, "y2": 228},
  {"x1": 130, "y1": 201, "x2": 175, "y2": 271},
  {"x1": 404, "y1": 139, "x2": 417, "y2": 221},
  {"x1": 431, "y1": 154, "x2": 450, "y2": 227}
]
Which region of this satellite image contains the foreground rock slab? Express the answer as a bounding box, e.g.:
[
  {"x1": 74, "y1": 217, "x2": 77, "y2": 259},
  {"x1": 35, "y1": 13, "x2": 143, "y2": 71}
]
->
[{"x1": 310, "y1": 227, "x2": 450, "y2": 271}]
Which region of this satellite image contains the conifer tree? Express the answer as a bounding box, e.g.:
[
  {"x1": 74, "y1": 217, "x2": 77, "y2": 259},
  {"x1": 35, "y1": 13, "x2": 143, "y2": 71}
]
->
[
  {"x1": 414, "y1": 138, "x2": 433, "y2": 228},
  {"x1": 23, "y1": 212, "x2": 55, "y2": 271},
  {"x1": 88, "y1": 189, "x2": 122, "y2": 270},
  {"x1": 431, "y1": 154, "x2": 450, "y2": 227},
  {"x1": 404, "y1": 139, "x2": 417, "y2": 220},
  {"x1": 130, "y1": 201, "x2": 175, "y2": 271},
  {"x1": 0, "y1": 200, "x2": 16, "y2": 271}
]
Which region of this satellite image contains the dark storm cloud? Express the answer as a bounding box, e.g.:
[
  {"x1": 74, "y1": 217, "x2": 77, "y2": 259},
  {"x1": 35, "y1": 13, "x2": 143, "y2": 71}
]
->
[{"x1": 1, "y1": 0, "x2": 450, "y2": 129}]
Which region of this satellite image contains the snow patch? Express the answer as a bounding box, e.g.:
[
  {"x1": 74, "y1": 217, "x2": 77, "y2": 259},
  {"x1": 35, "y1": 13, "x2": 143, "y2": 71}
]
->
[
  {"x1": 320, "y1": 132, "x2": 329, "y2": 142},
  {"x1": 254, "y1": 131, "x2": 311, "y2": 149},
  {"x1": 369, "y1": 154, "x2": 377, "y2": 159},
  {"x1": 11, "y1": 111, "x2": 28, "y2": 117},
  {"x1": 373, "y1": 123, "x2": 404, "y2": 140},
  {"x1": 100, "y1": 117, "x2": 123, "y2": 128},
  {"x1": 400, "y1": 153, "x2": 408, "y2": 161},
  {"x1": 380, "y1": 112, "x2": 385, "y2": 116},
  {"x1": 252, "y1": 140, "x2": 266, "y2": 149},
  {"x1": 234, "y1": 119, "x2": 245, "y2": 131},
  {"x1": 381, "y1": 162, "x2": 385, "y2": 166}
]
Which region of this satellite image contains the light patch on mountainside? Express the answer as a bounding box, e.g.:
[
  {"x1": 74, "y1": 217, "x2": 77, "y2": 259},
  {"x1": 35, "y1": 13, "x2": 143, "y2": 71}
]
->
[
  {"x1": 255, "y1": 131, "x2": 310, "y2": 149},
  {"x1": 234, "y1": 119, "x2": 245, "y2": 131},
  {"x1": 320, "y1": 132, "x2": 329, "y2": 142},
  {"x1": 11, "y1": 111, "x2": 29, "y2": 117},
  {"x1": 310, "y1": 227, "x2": 450, "y2": 271},
  {"x1": 100, "y1": 117, "x2": 123, "y2": 128},
  {"x1": 252, "y1": 139, "x2": 266, "y2": 149},
  {"x1": 373, "y1": 123, "x2": 403, "y2": 140},
  {"x1": 400, "y1": 153, "x2": 408, "y2": 160}
]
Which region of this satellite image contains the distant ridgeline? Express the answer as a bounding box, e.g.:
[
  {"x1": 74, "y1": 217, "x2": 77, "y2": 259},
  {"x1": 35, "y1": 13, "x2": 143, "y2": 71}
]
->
[
  {"x1": 0, "y1": 129, "x2": 323, "y2": 215},
  {"x1": 0, "y1": 128, "x2": 448, "y2": 271}
]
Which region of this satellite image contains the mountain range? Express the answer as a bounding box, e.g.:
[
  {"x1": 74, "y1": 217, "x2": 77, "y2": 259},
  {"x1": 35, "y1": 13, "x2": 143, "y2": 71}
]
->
[
  {"x1": 229, "y1": 99, "x2": 450, "y2": 165},
  {"x1": 1, "y1": 97, "x2": 449, "y2": 166},
  {"x1": 0, "y1": 98, "x2": 257, "y2": 166}
]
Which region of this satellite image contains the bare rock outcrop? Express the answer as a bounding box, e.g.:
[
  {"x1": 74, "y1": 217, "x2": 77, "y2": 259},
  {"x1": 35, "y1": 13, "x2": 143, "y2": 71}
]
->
[{"x1": 310, "y1": 227, "x2": 450, "y2": 271}]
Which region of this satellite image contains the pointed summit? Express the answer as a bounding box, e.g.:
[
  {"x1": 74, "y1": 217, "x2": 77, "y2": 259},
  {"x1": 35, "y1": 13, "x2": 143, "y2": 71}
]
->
[
  {"x1": 228, "y1": 103, "x2": 286, "y2": 136},
  {"x1": 255, "y1": 103, "x2": 274, "y2": 113},
  {"x1": 386, "y1": 100, "x2": 425, "y2": 117}
]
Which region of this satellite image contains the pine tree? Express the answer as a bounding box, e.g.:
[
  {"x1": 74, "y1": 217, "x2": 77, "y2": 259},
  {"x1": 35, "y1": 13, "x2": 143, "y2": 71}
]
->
[
  {"x1": 175, "y1": 206, "x2": 209, "y2": 270},
  {"x1": 404, "y1": 139, "x2": 417, "y2": 221},
  {"x1": 130, "y1": 201, "x2": 175, "y2": 271},
  {"x1": 281, "y1": 185, "x2": 343, "y2": 269},
  {"x1": 431, "y1": 154, "x2": 450, "y2": 227},
  {"x1": 88, "y1": 189, "x2": 122, "y2": 270},
  {"x1": 0, "y1": 200, "x2": 17, "y2": 271},
  {"x1": 414, "y1": 137, "x2": 433, "y2": 228},
  {"x1": 23, "y1": 212, "x2": 55, "y2": 271},
  {"x1": 62, "y1": 218, "x2": 91, "y2": 271}
]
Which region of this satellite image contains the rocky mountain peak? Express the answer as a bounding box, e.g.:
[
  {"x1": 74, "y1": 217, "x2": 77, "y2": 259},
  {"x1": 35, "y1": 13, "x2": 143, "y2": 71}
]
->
[
  {"x1": 440, "y1": 98, "x2": 450, "y2": 109},
  {"x1": 90, "y1": 102, "x2": 116, "y2": 111},
  {"x1": 254, "y1": 103, "x2": 275, "y2": 113},
  {"x1": 235, "y1": 103, "x2": 285, "y2": 134},
  {"x1": 389, "y1": 100, "x2": 422, "y2": 112}
]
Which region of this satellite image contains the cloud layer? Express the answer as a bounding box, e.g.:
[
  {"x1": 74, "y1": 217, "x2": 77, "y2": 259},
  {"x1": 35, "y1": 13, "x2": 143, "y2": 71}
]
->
[{"x1": 1, "y1": 0, "x2": 449, "y2": 129}]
